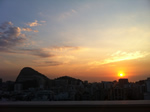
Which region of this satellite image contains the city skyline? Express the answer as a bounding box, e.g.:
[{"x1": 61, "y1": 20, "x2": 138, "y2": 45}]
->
[
  {"x1": 0, "y1": 66, "x2": 150, "y2": 101},
  {"x1": 0, "y1": 67, "x2": 149, "y2": 83},
  {"x1": 0, "y1": 0, "x2": 150, "y2": 82}
]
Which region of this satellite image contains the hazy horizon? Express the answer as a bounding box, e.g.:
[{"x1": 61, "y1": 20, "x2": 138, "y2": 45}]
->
[
  {"x1": 0, "y1": 66, "x2": 149, "y2": 83},
  {"x1": 0, "y1": 0, "x2": 150, "y2": 82}
]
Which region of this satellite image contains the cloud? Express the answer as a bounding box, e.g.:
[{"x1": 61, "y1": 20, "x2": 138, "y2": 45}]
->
[
  {"x1": 17, "y1": 45, "x2": 81, "y2": 58},
  {"x1": 0, "y1": 21, "x2": 13, "y2": 30},
  {"x1": 40, "y1": 21, "x2": 46, "y2": 23},
  {"x1": 20, "y1": 46, "x2": 81, "y2": 57},
  {"x1": 0, "y1": 47, "x2": 15, "y2": 53},
  {"x1": 33, "y1": 60, "x2": 63, "y2": 67},
  {"x1": 0, "y1": 21, "x2": 80, "y2": 59},
  {"x1": 104, "y1": 51, "x2": 149, "y2": 64},
  {"x1": 22, "y1": 27, "x2": 39, "y2": 32},
  {"x1": 0, "y1": 22, "x2": 26, "y2": 50},
  {"x1": 0, "y1": 21, "x2": 39, "y2": 52},
  {"x1": 17, "y1": 45, "x2": 82, "y2": 59},
  {"x1": 26, "y1": 20, "x2": 41, "y2": 27},
  {"x1": 22, "y1": 27, "x2": 32, "y2": 32},
  {"x1": 21, "y1": 48, "x2": 55, "y2": 58},
  {"x1": 89, "y1": 51, "x2": 150, "y2": 65},
  {"x1": 58, "y1": 9, "x2": 77, "y2": 21},
  {"x1": 44, "y1": 61, "x2": 63, "y2": 66},
  {"x1": 50, "y1": 46, "x2": 81, "y2": 51},
  {"x1": 33, "y1": 30, "x2": 39, "y2": 32}
]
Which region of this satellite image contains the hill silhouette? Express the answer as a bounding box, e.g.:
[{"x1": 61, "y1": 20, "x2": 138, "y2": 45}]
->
[
  {"x1": 15, "y1": 67, "x2": 82, "y2": 89},
  {"x1": 15, "y1": 67, "x2": 50, "y2": 89}
]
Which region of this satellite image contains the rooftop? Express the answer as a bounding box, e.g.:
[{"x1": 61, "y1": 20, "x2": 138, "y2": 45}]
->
[{"x1": 0, "y1": 100, "x2": 150, "y2": 112}]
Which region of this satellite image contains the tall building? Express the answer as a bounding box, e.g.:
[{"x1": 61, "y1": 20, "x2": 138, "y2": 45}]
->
[
  {"x1": 119, "y1": 79, "x2": 128, "y2": 87},
  {"x1": 102, "y1": 81, "x2": 113, "y2": 89},
  {"x1": 112, "y1": 87, "x2": 128, "y2": 100},
  {"x1": 0, "y1": 78, "x2": 2, "y2": 85},
  {"x1": 146, "y1": 78, "x2": 150, "y2": 92},
  {"x1": 144, "y1": 78, "x2": 150, "y2": 100},
  {"x1": 0, "y1": 78, "x2": 2, "y2": 90}
]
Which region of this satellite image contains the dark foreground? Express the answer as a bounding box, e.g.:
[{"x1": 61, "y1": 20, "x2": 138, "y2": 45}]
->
[{"x1": 0, "y1": 100, "x2": 150, "y2": 112}]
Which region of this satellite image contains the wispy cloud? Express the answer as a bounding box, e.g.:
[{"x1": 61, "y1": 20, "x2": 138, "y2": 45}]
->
[
  {"x1": 22, "y1": 27, "x2": 39, "y2": 32},
  {"x1": 50, "y1": 46, "x2": 81, "y2": 51},
  {"x1": 26, "y1": 20, "x2": 46, "y2": 27},
  {"x1": 33, "y1": 60, "x2": 63, "y2": 67},
  {"x1": 89, "y1": 51, "x2": 150, "y2": 65},
  {"x1": 21, "y1": 48, "x2": 55, "y2": 58},
  {"x1": 20, "y1": 46, "x2": 81, "y2": 58},
  {"x1": 58, "y1": 9, "x2": 77, "y2": 21},
  {"x1": 33, "y1": 30, "x2": 39, "y2": 32},
  {"x1": 40, "y1": 20, "x2": 46, "y2": 23},
  {"x1": 26, "y1": 20, "x2": 41, "y2": 27},
  {"x1": 22, "y1": 27, "x2": 32, "y2": 32},
  {"x1": 105, "y1": 51, "x2": 149, "y2": 63}
]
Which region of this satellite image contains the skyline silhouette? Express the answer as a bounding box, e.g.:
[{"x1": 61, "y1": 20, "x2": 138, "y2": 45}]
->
[
  {"x1": 0, "y1": 66, "x2": 149, "y2": 83},
  {"x1": 0, "y1": 67, "x2": 150, "y2": 101}
]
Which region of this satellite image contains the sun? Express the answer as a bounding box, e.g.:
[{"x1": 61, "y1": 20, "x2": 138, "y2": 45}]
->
[
  {"x1": 118, "y1": 72, "x2": 125, "y2": 77},
  {"x1": 119, "y1": 73, "x2": 124, "y2": 77}
]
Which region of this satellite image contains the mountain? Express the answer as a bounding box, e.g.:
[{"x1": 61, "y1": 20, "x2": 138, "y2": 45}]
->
[
  {"x1": 15, "y1": 67, "x2": 83, "y2": 90},
  {"x1": 54, "y1": 76, "x2": 83, "y2": 85},
  {"x1": 55, "y1": 76, "x2": 82, "y2": 82},
  {"x1": 15, "y1": 67, "x2": 51, "y2": 89}
]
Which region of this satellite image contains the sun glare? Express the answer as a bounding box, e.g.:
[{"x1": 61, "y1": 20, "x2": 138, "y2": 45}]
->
[
  {"x1": 118, "y1": 72, "x2": 125, "y2": 77},
  {"x1": 119, "y1": 73, "x2": 123, "y2": 77}
]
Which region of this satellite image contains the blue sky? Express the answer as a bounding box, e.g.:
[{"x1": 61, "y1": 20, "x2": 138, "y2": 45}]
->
[{"x1": 0, "y1": 0, "x2": 150, "y2": 82}]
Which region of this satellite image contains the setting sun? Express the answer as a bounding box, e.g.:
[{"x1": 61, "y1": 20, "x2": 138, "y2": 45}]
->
[
  {"x1": 120, "y1": 74, "x2": 123, "y2": 77},
  {"x1": 118, "y1": 72, "x2": 125, "y2": 77}
]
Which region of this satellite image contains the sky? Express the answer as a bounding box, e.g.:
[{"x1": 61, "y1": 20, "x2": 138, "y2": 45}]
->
[{"x1": 0, "y1": 0, "x2": 150, "y2": 82}]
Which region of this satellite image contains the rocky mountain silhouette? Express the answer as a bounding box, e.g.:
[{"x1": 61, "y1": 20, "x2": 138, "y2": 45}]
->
[
  {"x1": 15, "y1": 67, "x2": 51, "y2": 89},
  {"x1": 15, "y1": 67, "x2": 82, "y2": 90},
  {"x1": 55, "y1": 76, "x2": 81, "y2": 81}
]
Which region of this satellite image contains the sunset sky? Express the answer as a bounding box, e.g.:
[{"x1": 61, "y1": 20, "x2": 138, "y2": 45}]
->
[{"x1": 0, "y1": 0, "x2": 150, "y2": 82}]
